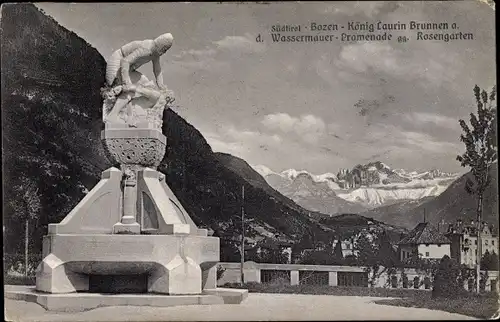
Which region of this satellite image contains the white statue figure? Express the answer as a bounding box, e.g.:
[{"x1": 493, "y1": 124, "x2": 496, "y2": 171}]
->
[
  {"x1": 106, "y1": 33, "x2": 173, "y2": 88},
  {"x1": 102, "y1": 33, "x2": 175, "y2": 128},
  {"x1": 102, "y1": 71, "x2": 174, "y2": 128}
]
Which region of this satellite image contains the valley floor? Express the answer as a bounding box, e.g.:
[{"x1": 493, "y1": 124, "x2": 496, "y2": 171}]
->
[{"x1": 5, "y1": 293, "x2": 475, "y2": 321}]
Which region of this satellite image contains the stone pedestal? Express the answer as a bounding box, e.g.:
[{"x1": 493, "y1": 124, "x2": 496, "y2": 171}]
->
[{"x1": 36, "y1": 234, "x2": 218, "y2": 295}]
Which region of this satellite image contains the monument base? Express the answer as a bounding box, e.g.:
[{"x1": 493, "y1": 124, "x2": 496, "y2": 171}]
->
[
  {"x1": 113, "y1": 222, "x2": 141, "y2": 234},
  {"x1": 36, "y1": 234, "x2": 220, "y2": 295},
  {"x1": 4, "y1": 285, "x2": 248, "y2": 312}
]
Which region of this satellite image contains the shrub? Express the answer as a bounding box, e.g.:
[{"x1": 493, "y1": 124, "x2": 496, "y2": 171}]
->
[
  {"x1": 432, "y1": 255, "x2": 467, "y2": 298},
  {"x1": 216, "y1": 265, "x2": 225, "y2": 280},
  {"x1": 4, "y1": 275, "x2": 36, "y2": 285}
]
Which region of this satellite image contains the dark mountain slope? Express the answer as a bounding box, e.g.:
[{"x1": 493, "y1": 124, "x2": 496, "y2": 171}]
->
[
  {"x1": 214, "y1": 153, "x2": 320, "y2": 216},
  {"x1": 399, "y1": 163, "x2": 498, "y2": 230},
  {"x1": 360, "y1": 197, "x2": 434, "y2": 226},
  {"x1": 319, "y1": 213, "x2": 407, "y2": 243},
  {"x1": 215, "y1": 153, "x2": 270, "y2": 189},
  {"x1": 2, "y1": 3, "x2": 110, "y2": 257}
]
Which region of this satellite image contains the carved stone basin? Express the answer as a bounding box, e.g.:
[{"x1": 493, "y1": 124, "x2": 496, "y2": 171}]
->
[{"x1": 101, "y1": 128, "x2": 166, "y2": 167}]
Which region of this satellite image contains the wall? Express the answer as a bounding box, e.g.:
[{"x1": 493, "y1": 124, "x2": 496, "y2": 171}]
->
[
  {"x1": 417, "y1": 244, "x2": 451, "y2": 259},
  {"x1": 400, "y1": 245, "x2": 416, "y2": 261},
  {"x1": 217, "y1": 262, "x2": 364, "y2": 286},
  {"x1": 217, "y1": 261, "x2": 500, "y2": 292}
]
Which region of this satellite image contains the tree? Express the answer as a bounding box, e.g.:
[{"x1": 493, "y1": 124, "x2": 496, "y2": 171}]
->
[
  {"x1": 344, "y1": 254, "x2": 357, "y2": 266},
  {"x1": 355, "y1": 232, "x2": 377, "y2": 266},
  {"x1": 354, "y1": 231, "x2": 403, "y2": 286},
  {"x1": 216, "y1": 266, "x2": 226, "y2": 281},
  {"x1": 5, "y1": 176, "x2": 42, "y2": 274},
  {"x1": 296, "y1": 235, "x2": 344, "y2": 265},
  {"x1": 355, "y1": 232, "x2": 382, "y2": 286},
  {"x1": 432, "y1": 255, "x2": 464, "y2": 299},
  {"x1": 253, "y1": 241, "x2": 290, "y2": 264},
  {"x1": 292, "y1": 230, "x2": 316, "y2": 263},
  {"x1": 376, "y1": 231, "x2": 401, "y2": 269},
  {"x1": 481, "y1": 250, "x2": 499, "y2": 271},
  {"x1": 456, "y1": 84, "x2": 497, "y2": 293},
  {"x1": 299, "y1": 250, "x2": 333, "y2": 265}
]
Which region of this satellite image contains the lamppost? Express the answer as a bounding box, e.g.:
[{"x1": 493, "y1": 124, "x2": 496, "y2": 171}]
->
[{"x1": 240, "y1": 185, "x2": 245, "y2": 286}]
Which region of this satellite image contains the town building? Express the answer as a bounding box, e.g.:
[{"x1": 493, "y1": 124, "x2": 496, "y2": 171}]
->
[
  {"x1": 254, "y1": 236, "x2": 293, "y2": 264},
  {"x1": 333, "y1": 239, "x2": 358, "y2": 257},
  {"x1": 445, "y1": 220, "x2": 499, "y2": 268},
  {"x1": 398, "y1": 222, "x2": 451, "y2": 261},
  {"x1": 332, "y1": 229, "x2": 377, "y2": 258}
]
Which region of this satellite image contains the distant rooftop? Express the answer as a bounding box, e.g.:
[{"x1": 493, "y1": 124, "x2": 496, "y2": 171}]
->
[
  {"x1": 399, "y1": 222, "x2": 451, "y2": 245},
  {"x1": 445, "y1": 220, "x2": 498, "y2": 237}
]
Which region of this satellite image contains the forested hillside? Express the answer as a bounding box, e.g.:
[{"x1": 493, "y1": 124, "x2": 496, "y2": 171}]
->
[{"x1": 2, "y1": 3, "x2": 110, "y2": 260}]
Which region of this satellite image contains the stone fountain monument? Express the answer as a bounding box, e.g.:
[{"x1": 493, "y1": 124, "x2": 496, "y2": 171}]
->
[{"x1": 5, "y1": 33, "x2": 247, "y2": 312}]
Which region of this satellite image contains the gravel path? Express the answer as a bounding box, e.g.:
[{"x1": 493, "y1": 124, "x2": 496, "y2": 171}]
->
[{"x1": 5, "y1": 293, "x2": 476, "y2": 321}]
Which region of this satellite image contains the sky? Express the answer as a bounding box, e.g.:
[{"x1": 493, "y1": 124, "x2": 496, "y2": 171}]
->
[{"x1": 36, "y1": 1, "x2": 496, "y2": 174}]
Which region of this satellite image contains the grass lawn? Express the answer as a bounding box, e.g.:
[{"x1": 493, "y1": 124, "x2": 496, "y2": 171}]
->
[
  {"x1": 221, "y1": 281, "x2": 430, "y2": 298},
  {"x1": 4, "y1": 274, "x2": 36, "y2": 285},
  {"x1": 374, "y1": 292, "x2": 499, "y2": 319}
]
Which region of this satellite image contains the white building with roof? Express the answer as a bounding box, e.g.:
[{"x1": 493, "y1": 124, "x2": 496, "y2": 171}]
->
[
  {"x1": 445, "y1": 220, "x2": 499, "y2": 268},
  {"x1": 398, "y1": 222, "x2": 451, "y2": 261}
]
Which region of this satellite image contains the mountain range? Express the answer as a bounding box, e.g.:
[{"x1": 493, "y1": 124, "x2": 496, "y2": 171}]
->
[
  {"x1": 253, "y1": 162, "x2": 498, "y2": 230},
  {"x1": 253, "y1": 163, "x2": 461, "y2": 212},
  {"x1": 254, "y1": 165, "x2": 367, "y2": 215},
  {"x1": 389, "y1": 163, "x2": 498, "y2": 229}
]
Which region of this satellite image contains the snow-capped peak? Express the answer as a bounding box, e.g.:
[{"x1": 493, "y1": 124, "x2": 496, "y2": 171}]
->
[
  {"x1": 281, "y1": 169, "x2": 338, "y2": 184},
  {"x1": 379, "y1": 162, "x2": 391, "y2": 170},
  {"x1": 252, "y1": 164, "x2": 277, "y2": 177},
  {"x1": 252, "y1": 166, "x2": 341, "y2": 190},
  {"x1": 281, "y1": 168, "x2": 310, "y2": 181},
  {"x1": 393, "y1": 168, "x2": 459, "y2": 180},
  {"x1": 252, "y1": 162, "x2": 461, "y2": 208}
]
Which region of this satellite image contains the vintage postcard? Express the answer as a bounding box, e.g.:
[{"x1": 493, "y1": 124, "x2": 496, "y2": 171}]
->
[{"x1": 2, "y1": 1, "x2": 498, "y2": 321}]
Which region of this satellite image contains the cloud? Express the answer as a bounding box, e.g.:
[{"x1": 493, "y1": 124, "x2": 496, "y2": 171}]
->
[
  {"x1": 176, "y1": 34, "x2": 265, "y2": 59},
  {"x1": 321, "y1": 1, "x2": 398, "y2": 18},
  {"x1": 175, "y1": 47, "x2": 217, "y2": 59},
  {"x1": 225, "y1": 125, "x2": 282, "y2": 144},
  {"x1": 172, "y1": 33, "x2": 265, "y2": 71},
  {"x1": 261, "y1": 113, "x2": 326, "y2": 144},
  {"x1": 261, "y1": 113, "x2": 296, "y2": 133},
  {"x1": 213, "y1": 33, "x2": 265, "y2": 53},
  {"x1": 364, "y1": 124, "x2": 461, "y2": 155},
  {"x1": 404, "y1": 112, "x2": 459, "y2": 130},
  {"x1": 204, "y1": 124, "x2": 282, "y2": 156},
  {"x1": 335, "y1": 42, "x2": 461, "y2": 87}
]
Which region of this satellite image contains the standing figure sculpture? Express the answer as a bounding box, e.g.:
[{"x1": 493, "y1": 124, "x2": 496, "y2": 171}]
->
[{"x1": 102, "y1": 33, "x2": 175, "y2": 127}]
